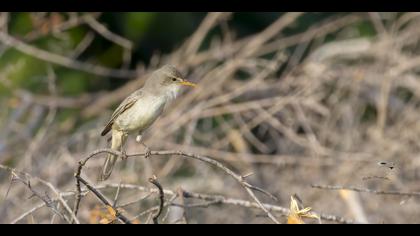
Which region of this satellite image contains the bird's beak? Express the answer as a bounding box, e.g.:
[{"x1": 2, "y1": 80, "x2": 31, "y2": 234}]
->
[{"x1": 179, "y1": 80, "x2": 197, "y2": 88}]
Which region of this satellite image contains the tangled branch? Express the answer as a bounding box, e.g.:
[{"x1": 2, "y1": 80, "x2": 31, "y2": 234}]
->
[
  {"x1": 73, "y1": 148, "x2": 280, "y2": 224},
  {"x1": 0, "y1": 31, "x2": 138, "y2": 78},
  {"x1": 311, "y1": 184, "x2": 420, "y2": 198},
  {"x1": 0, "y1": 164, "x2": 80, "y2": 224},
  {"x1": 95, "y1": 183, "x2": 355, "y2": 224}
]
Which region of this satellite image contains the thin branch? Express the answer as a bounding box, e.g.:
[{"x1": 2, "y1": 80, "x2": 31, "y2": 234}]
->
[
  {"x1": 170, "y1": 200, "x2": 221, "y2": 209},
  {"x1": 9, "y1": 191, "x2": 77, "y2": 224},
  {"x1": 130, "y1": 150, "x2": 280, "y2": 223},
  {"x1": 0, "y1": 164, "x2": 80, "y2": 224},
  {"x1": 112, "y1": 182, "x2": 122, "y2": 208},
  {"x1": 0, "y1": 31, "x2": 138, "y2": 78},
  {"x1": 148, "y1": 176, "x2": 165, "y2": 224},
  {"x1": 84, "y1": 15, "x2": 133, "y2": 50},
  {"x1": 96, "y1": 183, "x2": 354, "y2": 224},
  {"x1": 24, "y1": 13, "x2": 102, "y2": 41},
  {"x1": 183, "y1": 12, "x2": 231, "y2": 57},
  {"x1": 74, "y1": 148, "x2": 278, "y2": 223},
  {"x1": 75, "y1": 176, "x2": 132, "y2": 224},
  {"x1": 311, "y1": 184, "x2": 420, "y2": 198},
  {"x1": 10, "y1": 202, "x2": 46, "y2": 224},
  {"x1": 72, "y1": 149, "x2": 122, "y2": 219},
  {"x1": 11, "y1": 174, "x2": 69, "y2": 223},
  {"x1": 117, "y1": 192, "x2": 153, "y2": 208},
  {"x1": 83, "y1": 15, "x2": 134, "y2": 69},
  {"x1": 174, "y1": 187, "x2": 189, "y2": 223},
  {"x1": 72, "y1": 150, "x2": 131, "y2": 224},
  {"x1": 131, "y1": 195, "x2": 178, "y2": 223},
  {"x1": 69, "y1": 31, "x2": 95, "y2": 59},
  {"x1": 240, "y1": 12, "x2": 304, "y2": 57}
]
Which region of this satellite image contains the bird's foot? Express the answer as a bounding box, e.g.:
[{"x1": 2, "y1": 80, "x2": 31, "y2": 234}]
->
[
  {"x1": 144, "y1": 146, "x2": 152, "y2": 159},
  {"x1": 120, "y1": 151, "x2": 128, "y2": 161}
]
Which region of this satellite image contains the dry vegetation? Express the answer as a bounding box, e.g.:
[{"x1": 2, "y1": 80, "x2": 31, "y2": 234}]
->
[{"x1": 1, "y1": 12, "x2": 420, "y2": 224}]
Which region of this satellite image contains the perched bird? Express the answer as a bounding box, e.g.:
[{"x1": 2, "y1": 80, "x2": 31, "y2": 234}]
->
[{"x1": 100, "y1": 65, "x2": 196, "y2": 180}]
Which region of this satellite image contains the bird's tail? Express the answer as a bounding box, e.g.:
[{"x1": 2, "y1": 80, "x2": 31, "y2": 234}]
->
[{"x1": 100, "y1": 130, "x2": 125, "y2": 181}]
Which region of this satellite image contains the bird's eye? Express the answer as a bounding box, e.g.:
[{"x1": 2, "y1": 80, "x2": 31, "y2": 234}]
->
[{"x1": 172, "y1": 78, "x2": 177, "y2": 82}]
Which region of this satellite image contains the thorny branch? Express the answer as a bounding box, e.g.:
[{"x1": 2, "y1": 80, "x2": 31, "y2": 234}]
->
[
  {"x1": 4, "y1": 12, "x2": 420, "y2": 224},
  {"x1": 73, "y1": 148, "x2": 281, "y2": 224},
  {"x1": 311, "y1": 184, "x2": 420, "y2": 198},
  {"x1": 75, "y1": 176, "x2": 132, "y2": 224},
  {"x1": 0, "y1": 164, "x2": 80, "y2": 224},
  {"x1": 95, "y1": 183, "x2": 355, "y2": 224},
  {"x1": 72, "y1": 149, "x2": 131, "y2": 224}
]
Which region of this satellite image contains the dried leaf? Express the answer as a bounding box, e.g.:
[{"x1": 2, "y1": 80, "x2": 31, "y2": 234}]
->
[
  {"x1": 287, "y1": 196, "x2": 320, "y2": 224},
  {"x1": 106, "y1": 206, "x2": 117, "y2": 217},
  {"x1": 132, "y1": 219, "x2": 141, "y2": 224},
  {"x1": 89, "y1": 205, "x2": 118, "y2": 224}
]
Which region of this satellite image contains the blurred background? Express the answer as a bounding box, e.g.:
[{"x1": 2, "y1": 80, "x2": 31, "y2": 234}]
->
[{"x1": 0, "y1": 12, "x2": 420, "y2": 224}]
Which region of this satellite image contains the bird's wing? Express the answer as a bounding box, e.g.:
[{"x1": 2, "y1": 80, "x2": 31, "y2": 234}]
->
[{"x1": 101, "y1": 90, "x2": 143, "y2": 136}]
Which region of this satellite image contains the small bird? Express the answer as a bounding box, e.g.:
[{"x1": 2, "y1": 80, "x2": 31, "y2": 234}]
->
[{"x1": 100, "y1": 65, "x2": 196, "y2": 180}]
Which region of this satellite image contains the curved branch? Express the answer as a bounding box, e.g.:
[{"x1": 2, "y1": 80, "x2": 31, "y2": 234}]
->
[
  {"x1": 0, "y1": 31, "x2": 138, "y2": 78},
  {"x1": 148, "y1": 176, "x2": 164, "y2": 224},
  {"x1": 96, "y1": 183, "x2": 355, "y2": 224},
  {"x1": 73, "y1": 149, "x2": 281, "y2": 224}
]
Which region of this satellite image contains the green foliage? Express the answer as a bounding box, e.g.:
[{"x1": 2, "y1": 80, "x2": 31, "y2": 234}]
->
[
  {"x1": 57, "y1": 70, "x2": 90, "y2": 95},
  {"x1": 357, "y1": 21, "x2": 376, "y2": 37},
  {"x1": 0, "y1": 12, "x2": 383, "y2": 125},
  {"x1": 122, "y1": 12, "x2": 156, "y2": 42},
  {"x1": 9, "y1": 12, "x2": 33, "y2": 36},
  {"x1": 2, "y1": 12, "x2": 378, "y2": 96},
  {"x1": 0, "y1": 50, "x2": 47, "y2": 92}
]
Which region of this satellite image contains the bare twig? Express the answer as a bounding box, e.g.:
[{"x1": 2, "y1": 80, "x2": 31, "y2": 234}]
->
[
  {"x1": 73, "y1": 148, "x2": 280, "y2": 223},
  {"x1": 96, "y1": 183, "x2": 354, "y2": 224},
  {"x1": 311, "y1": 184, "x2": 420, "y2": 198},
  {"x1": 112, "y1": 182, "x2": 122, "y2": 208},
  {"x1": 148, "y1": 176, "x2": 165, "y2": 224},
  {"x1": 24, "y1": 13, "x2": 102, "y2": 41},
  {"x1": 7, "y1": 178, "x2": 66, "y2": 223},
  {"x1": 10, "y1": 202, "x2": 46, "y2": 224},
  {"x1": 240, "y1": 12, "x2": 304, "y2": 57},
  {"x1": 73, "y1": 150, "x2": 123, "y2": 222},
  {"x1": 0, "y1": 31, "x2": 138, "y2": 78},
  {"x1": 84, "y1": 15, "x2": 133, "y2": 50},
  {"x1": 183, "y1": 12, "x2": 231, "y2": 57},
  {"x1": 69, "y1": 31, "x2": 95, "y2": 58},
  {"x1": 0, "y1": 164, "x2": 80, "y2": 224},
  {"x1": 75, "y1": 177, "x2": 132, "y2": 224}
]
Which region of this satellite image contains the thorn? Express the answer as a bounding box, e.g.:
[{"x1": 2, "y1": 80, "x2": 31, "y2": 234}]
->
[
  {"x1": 4, "y1": 174, "x2": 14, "y2": 201},
  {"x1": 241, "y1": 172, "x2": 254, "y2": 179}
]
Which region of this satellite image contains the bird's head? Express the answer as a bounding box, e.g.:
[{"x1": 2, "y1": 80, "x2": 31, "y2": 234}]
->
[{"x1": 145, "y1": 65, "x2": 196, "y2": 100}]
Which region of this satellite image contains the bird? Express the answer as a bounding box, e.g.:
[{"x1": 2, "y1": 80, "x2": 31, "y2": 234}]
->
[{"x1": 100, "y1": 65, "x2": 196, "y2": 181}]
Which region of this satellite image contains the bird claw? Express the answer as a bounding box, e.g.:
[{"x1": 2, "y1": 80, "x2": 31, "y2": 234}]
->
[
  {"x1": 144, "y1": 147, "x2": 151, "y2": 159},
  {"x1": 121, "y1": 151, "x2": 128, "y2": 161}
]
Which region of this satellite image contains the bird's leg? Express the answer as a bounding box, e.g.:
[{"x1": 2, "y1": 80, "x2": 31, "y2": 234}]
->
[
  {"x1": 136, "y1": 133, "x2": 151, "y2": 158},
  {"x1": 120, "y1": 133, "x2": 129, "y2": 161}
]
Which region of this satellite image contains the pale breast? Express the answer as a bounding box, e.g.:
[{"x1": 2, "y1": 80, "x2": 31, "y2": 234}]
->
[{"x1": 114, "y1": 94, "x2": 166, "y2": 133}]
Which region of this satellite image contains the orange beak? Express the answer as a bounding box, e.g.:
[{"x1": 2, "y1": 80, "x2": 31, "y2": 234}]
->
[{"x1": 180, "y1": 80, "x2": 197, "y2": 88}]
